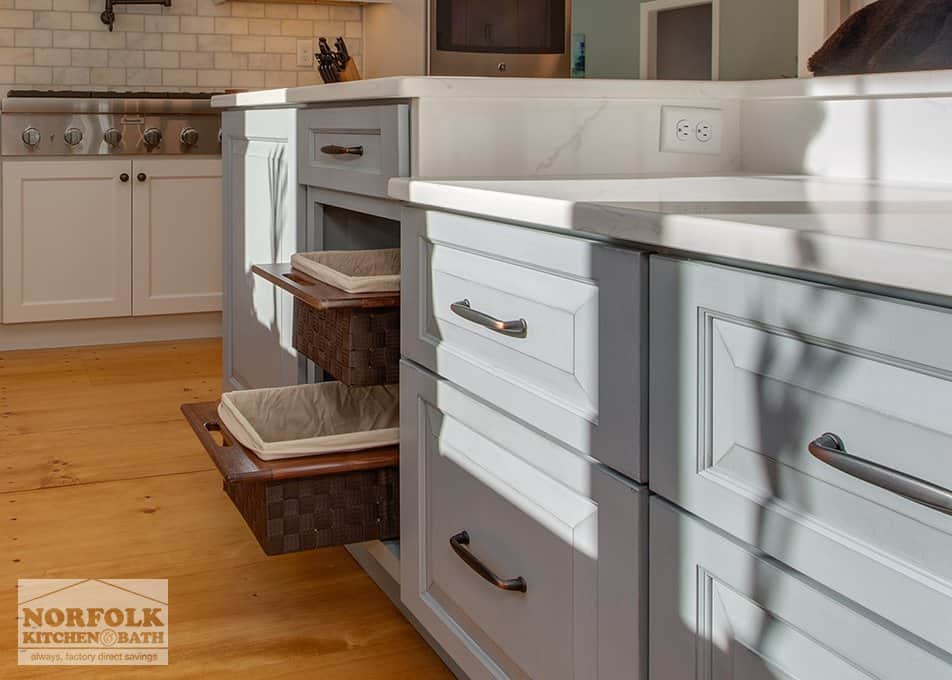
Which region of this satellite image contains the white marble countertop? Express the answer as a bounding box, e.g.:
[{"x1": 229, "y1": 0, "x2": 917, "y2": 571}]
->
[
  {"x1": 389, "y1": 174, "x2": 952, "y2": 299},
  {"x1": 211, "y1": 71, "x2": 952, "y2": 109}
]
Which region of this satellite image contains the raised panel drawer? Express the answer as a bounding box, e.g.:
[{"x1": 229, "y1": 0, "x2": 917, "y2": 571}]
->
[
  {"x1": 650, "y1": 498, "x2": 952, "y2": 679},
  {"x1": 400, "y1": 361, "x2": 646, "y2": 680},
  {"x1": 650, "y1": 256, "x2": 952, "y2": 654},
  {"x1": 298, "y1": 104, "x2": 409, "y2": 198},
  {"x1": 402, "y1": 208, "x2": 645, "y2": 480}
]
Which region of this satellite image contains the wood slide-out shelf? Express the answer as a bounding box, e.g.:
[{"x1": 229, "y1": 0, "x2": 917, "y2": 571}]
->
[
  {"x1": 181, "y1": 401, "x2": 399, "y2": 485},
  {"x1": 251, "y1": 263, "x2": 400, "y2": 311}
]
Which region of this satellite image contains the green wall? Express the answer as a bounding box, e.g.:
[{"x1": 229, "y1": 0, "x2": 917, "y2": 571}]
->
[
  {"x1": 571, "y1": 0, "x2": 641, "y2": 79},
  {"x1": 571, "y1": 0, "x2": 798, "y2": 80},
  {"x1": 719, "y1": 0, "x2": 798, "y2": 80}
]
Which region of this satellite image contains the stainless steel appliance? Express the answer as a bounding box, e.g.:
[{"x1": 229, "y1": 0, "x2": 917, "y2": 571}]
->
[
  {"x1": 430, "y1": 0, "x2": 571, "y2": 77},
  {"x1": 1, "y1": 90, "x2": 223, "y2": 156}
]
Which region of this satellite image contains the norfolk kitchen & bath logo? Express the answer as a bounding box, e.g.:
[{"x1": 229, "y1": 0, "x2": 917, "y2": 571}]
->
[{"x1": 18, "y1": 579, "x2": 168, "y2": 666}]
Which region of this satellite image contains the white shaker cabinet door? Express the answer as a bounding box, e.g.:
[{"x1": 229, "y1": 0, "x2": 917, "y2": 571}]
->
[
  {"x1": 131, "y1": 158, "x2": 222, "y2": 316},
  {"x1": 2, "y1": 159, "x2": 133, "y2": 323},
  {"x1": 650, "y1": 498, "x2": 952, "y2": 680}
]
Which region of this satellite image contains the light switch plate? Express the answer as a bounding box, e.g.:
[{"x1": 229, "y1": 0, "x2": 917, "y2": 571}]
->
[
  {"x1": 660, "y1": 106, "x2": 723, "y2": 155},
  {"x1": 296, "y1": 40, "x2": 314, "y2": 68}
]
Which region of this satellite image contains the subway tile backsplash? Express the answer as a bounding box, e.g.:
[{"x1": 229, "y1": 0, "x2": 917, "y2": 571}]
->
[{"x1": 0, "y1": 0, "x2": 361, "y2": 92}]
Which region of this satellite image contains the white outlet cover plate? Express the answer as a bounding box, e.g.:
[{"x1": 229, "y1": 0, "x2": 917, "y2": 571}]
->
[{"x1": 660, "y1": 106, "x2": 723, "y2": 155}]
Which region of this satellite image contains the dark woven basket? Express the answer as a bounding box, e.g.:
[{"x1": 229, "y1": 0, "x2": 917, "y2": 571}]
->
[
  {"x1": 293, "y1": 298, "x2": 400, "y2": 386},
  {"x1": 224, "y1": 467, "x2": 399, "y2": 556}
]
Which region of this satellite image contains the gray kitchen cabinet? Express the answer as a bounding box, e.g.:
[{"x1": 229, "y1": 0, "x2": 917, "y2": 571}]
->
[
  {"x1": 297, "y1": 104, "x2": 410, "y2": 199},
  {"x1": 402, "y1": 207, "x2": 646, "y2": 481},
  {"x1": 649, "y1": 256, "x2": 952, "y2": 656},
  {"x1": 400, "y1": 360, "x2": 646, "y2": 680},
  {"x1": 650, "y1": 497, "x2": 951, "y2": 680},
  {"x1": 221, "y1": 108, "x2": 303, "y2": 391}
]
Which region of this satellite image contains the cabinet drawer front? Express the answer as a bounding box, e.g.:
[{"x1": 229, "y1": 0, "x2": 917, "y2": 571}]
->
[
  {"x1": 400, "y1": 361, "x2": 646, "y2": 680},
  {"x1": 650, "y1": 499, "x2": 951, "y2": 680},
  {"x1": 298, "y1": 104, "x2": 409, "y2": 198},
  {"x1": 650, "y1": 257, "x2": 952, "y2": 654},
  {"x1": 402, "y1": 209, "x2": 645, "y2": 480}
]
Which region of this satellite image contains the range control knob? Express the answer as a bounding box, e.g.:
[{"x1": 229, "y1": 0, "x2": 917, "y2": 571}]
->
[
  {"x1": 142, "y1": 127, "x2": 162, "y2": 149},
  {"x1": 21, "y1": 127, "x2": 41, "y2": 148},
  {"x1": 179, "y1": 127, "x2": 199, "y2": 147},
  {"x1": 103, "y1": 128, "x2": 122, "y2": 148},
  {"x1": 64, "y1": 127, "x2": 83, "y2": 147}
]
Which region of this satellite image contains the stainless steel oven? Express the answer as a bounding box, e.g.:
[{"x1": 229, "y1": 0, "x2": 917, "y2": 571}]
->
[{"x1": 430, "y1": 0, "x2": 571, "y2": 77}]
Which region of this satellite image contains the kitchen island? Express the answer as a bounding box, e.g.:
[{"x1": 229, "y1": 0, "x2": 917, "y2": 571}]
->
[
  {"x1": 393, "y1": 170, "x2": 952, "y2": 680},
  {"x1": 213, "y1": 71, "x2": 952, "y2": 679}
]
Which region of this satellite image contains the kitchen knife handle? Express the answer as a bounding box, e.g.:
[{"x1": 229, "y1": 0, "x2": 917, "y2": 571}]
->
[{"x1": 808, "y1": 432, "x2": 952, "y2": 515}]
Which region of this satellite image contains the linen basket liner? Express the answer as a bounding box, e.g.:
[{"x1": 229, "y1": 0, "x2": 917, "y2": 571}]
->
[
  {"x1": 218, "y1": 382, "x2": 399, "y2": 460},
  {"x1": 290, "y1": 249, "x2": 401, "y2": 293}
]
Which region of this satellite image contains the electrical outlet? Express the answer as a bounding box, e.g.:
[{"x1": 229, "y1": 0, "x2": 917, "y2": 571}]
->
[
  {"x1": 696, "y1": 120, "x2": 712, "y2": 142},
  {"x1": 296, "y1": 39, "x2": 314, "y2": 68},
  {"x1": 676, "y1": 119, "x2": 692, "y2": 141},
  {"x1": 660, "y1": 106, "x2": 723, "y2": 154}
]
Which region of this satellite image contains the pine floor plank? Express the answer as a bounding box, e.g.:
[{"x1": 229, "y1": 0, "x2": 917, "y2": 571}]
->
[{"x1": 0, "y1": 339, "x2": 451, "y2": 678}]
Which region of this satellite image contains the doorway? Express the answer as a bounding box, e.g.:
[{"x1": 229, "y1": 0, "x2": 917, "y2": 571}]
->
[{"x1": 640, "y1": 0, "x2": 720, "y2": 80}]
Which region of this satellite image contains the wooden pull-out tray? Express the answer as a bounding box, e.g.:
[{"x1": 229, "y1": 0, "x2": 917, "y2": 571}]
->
[
  {"x1": 252, "y1": 263, "x2": 399, "y2": 311},
  {"x1": 181, "y1": 402, "x2": 399, "y2": 555},
  {"x1": 182, "y1": 402, "x2": 398, "y2": 483}
]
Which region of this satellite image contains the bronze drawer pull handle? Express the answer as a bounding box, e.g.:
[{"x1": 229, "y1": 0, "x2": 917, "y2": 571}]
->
[
  {"x1": 450, "y1": 299, "x2": 527, "y2": 338},
  {"x1": 449, "y1": 531, "x2": 527, "y2": 593},
  {"x1": 808, "y1": 432, "x2": 952, "y2": 515},
  {"x1": 320, "y1": 144, "x2": 364, "y2": 157}
]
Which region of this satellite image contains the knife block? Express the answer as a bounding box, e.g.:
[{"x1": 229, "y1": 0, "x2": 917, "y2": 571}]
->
[{"x1": 338, "y1": 59, "x2": 361, "y2": 82}]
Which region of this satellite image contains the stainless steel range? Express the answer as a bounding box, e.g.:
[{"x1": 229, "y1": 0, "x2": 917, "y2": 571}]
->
[{"x1": 1, "y1": 90, "x2": 223, "y2": 156}]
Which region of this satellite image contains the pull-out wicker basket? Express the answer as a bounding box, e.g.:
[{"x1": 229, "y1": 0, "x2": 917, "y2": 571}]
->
[
  {"x1": 182, "y1": 401, "x2": 399, "y2": 556},
  {"x1": 252, "y1": 262, "x2": 400, "y2": 387},
  {"x1": 293, "y1": 299, "x2": 400, "y2": 386}
]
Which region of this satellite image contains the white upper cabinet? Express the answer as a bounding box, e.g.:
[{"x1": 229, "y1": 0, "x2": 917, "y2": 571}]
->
[
  {"x1": 649, "y1": 256, "x2": 952, "y2": 655},
  {"x1": 132, "y1": 158, "x2": 223, "y2": 316},
  {"x1": 2, "y1": 160, "x2": 132, "y2": 323}
]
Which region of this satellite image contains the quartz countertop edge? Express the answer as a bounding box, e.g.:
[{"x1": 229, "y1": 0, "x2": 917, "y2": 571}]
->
[
  {"x1": 388, "y1": 175, "x2": 952, "y2": 301},
  {"x1": 211, "y1": 71, "x2": 952, "y2": 109}
]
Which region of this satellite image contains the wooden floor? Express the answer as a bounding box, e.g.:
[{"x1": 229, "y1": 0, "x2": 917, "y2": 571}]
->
[{"x1": 0, "y1": 339, "x2": 452, "y2": 678}]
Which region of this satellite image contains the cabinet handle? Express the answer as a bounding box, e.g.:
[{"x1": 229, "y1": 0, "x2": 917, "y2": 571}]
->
[
  {"x1": 450, "y1": 299, "x2": 527, "y2": 338},
  {"x1": 119, "y1": 173, "x2": 129, "y2": 182},
  {"x1": 808, "y1": 432, "x2": 952, "y2": 515},
  {"x1": 137, "y1": 172, "x2": 147, "y2": 182},
  {"x1": 449, "y1": 531, "x2": 527, "y2": 593},
  {"x1": 320, "y1": 144, "x2": 363, "y2": 157}
]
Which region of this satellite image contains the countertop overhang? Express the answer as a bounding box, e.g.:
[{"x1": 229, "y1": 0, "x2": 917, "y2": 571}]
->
[
  {"x1": 389, "y1": 174, "x2": 952, "y2": 301},
  {"x1": 211, "y1": 71, "x2": 952, "y2": 109}
]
